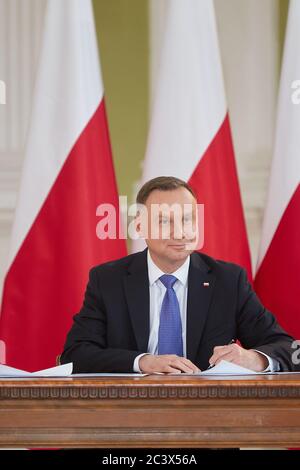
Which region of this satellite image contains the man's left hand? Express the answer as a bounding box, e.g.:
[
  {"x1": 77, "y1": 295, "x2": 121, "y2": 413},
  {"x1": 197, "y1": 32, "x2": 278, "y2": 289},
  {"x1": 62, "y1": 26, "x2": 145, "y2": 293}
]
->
[{"x1": 208, "y1": 343, "x2": 268, "y2": 372}]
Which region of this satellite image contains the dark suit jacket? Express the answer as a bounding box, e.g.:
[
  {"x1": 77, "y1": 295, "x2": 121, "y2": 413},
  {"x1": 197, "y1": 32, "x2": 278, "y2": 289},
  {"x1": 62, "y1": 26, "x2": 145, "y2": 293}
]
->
[{"x1": 61, "y1": 249, "x2": 296, "y2": 373}]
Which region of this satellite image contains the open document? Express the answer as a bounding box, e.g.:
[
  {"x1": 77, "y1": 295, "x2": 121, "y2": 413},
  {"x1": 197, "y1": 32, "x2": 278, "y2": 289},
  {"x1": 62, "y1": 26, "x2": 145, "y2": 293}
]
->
[
  {"x1": 0, "y1": 363, "x2": 147, "y2": 378},
  {"x1": 197, "y1": 360, "x2": 266, "y2": 375},
  {"x1": 194, "y1": 360, "x2": 298, "y2": 376},
  {"x1": 0, "y1": 362, "x2": 73, "y2": 377}
]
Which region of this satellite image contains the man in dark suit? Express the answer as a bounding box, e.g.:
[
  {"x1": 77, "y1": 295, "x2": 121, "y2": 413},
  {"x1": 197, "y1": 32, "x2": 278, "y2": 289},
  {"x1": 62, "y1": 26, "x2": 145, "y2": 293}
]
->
[{"x1": 61, "y1": 176, "x2": 296, "y2": 374}]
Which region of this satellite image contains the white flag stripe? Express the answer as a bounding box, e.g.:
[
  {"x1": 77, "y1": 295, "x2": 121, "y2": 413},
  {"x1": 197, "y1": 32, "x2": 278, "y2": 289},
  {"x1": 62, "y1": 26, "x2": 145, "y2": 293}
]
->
[
  {"x1": 257, "y1": 0, "x2": 300, "y2": 268},
  {"x1": 8, "y1": 0, "x2": 103, "y2": 268},
  {"x1": 141, "y1": 0, "x2": 227, "y2": 183}
]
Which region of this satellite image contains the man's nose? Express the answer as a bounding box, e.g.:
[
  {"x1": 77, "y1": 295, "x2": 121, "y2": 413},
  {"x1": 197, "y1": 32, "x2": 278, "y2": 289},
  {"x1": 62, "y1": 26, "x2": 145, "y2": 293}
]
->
[{"x1": 172, "y1": 221, "x2": 185, "y2": 239}]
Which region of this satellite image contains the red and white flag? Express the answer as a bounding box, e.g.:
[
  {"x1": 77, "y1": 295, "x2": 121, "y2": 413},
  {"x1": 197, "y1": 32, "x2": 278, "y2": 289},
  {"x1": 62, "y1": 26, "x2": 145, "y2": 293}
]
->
[
  {"x1": 0, "y1": 0, "x2": 126, "y2": 371},
  {"x1": 132, "y1": 0, "x2": 251, "y2": 278},
  {"x1": 255, "y1": 0, "x2": 300, "y2": 338}
]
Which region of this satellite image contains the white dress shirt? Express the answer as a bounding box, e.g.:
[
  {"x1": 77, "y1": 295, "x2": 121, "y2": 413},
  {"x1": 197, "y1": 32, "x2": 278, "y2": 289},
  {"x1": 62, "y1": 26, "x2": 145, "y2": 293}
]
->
[{"x1": 133, "y1": 251, "x2": 279, "y2": 373}]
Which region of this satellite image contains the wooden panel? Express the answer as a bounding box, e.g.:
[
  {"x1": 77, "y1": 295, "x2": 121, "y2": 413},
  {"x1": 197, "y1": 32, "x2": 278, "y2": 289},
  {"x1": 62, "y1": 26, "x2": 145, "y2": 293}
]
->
[{"x1": 0, "y1": 375, "x2": 300, "y2": 448}]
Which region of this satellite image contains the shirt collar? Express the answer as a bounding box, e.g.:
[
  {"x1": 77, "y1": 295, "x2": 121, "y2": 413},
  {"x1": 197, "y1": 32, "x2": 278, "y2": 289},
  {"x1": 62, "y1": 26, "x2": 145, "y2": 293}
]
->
[{"x1": 147, "y1": 250, "x2": 190, "y2": 287}]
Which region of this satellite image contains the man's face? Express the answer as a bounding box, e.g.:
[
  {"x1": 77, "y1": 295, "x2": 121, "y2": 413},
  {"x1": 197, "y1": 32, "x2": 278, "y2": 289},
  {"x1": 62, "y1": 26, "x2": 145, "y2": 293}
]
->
[{"x1": 137, "y1": 187, "x2": 199, "y2": 265}]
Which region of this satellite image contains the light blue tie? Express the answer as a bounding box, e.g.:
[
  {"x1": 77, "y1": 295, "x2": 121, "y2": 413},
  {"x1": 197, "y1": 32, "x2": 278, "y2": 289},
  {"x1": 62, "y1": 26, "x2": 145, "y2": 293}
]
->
[{"x1": 158, "y1": 274, "x2": 183, "y2": 356}]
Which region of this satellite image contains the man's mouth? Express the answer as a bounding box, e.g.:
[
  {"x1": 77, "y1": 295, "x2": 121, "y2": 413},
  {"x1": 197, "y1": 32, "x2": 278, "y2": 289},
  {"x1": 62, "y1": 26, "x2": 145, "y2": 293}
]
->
[{"x1": 169, "y1": 244, "x2": 186, "y2": 248}]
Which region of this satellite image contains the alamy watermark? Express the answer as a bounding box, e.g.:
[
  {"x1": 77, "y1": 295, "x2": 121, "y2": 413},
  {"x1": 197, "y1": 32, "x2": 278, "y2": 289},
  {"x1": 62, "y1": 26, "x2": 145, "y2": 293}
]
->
[
  {"x1": 0, "y1": 80, "x2": 6, "y2": 104},
  {"x1": 291, "y1": 80, "x2": 300, "y2": 104},
  {"x1": 95, "y1": 197, "x2": 204, "y2": 250},
  {"x1": 291, "y1": 340, "x2": 300, "y2": 365}
]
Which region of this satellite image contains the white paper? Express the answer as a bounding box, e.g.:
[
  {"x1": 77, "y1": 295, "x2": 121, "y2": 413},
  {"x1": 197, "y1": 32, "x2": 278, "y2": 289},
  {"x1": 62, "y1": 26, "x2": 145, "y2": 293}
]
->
[
  {"x1": 196, "y1": 360, "x2": 266, "y2": 376},
  {"x1": 0, "y1": 362, "x2": 73, "y2": 377},
  {"x1": 71, "y1": 373, "x2": 148, "y2": 377}
]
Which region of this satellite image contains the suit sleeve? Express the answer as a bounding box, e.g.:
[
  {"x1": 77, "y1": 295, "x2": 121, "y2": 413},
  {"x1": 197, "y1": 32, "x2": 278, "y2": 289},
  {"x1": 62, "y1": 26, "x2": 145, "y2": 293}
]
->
[
  {"x1": 236, "y1": 268, "x2": 297, "y2": 371},
  {"x1": 60, "y1": 268, "x2": 144, "y2": 373}
]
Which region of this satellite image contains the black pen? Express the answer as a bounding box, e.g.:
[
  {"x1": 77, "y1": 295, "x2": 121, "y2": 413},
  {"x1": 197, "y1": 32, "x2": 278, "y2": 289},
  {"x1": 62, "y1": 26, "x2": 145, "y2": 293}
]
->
[{"x1": 206, "y1": 339, "x2": 236, "y2": 370}]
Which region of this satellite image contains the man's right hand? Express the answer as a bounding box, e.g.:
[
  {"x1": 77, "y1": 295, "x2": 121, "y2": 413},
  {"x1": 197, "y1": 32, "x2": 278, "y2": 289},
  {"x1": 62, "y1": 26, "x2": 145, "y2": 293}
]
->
[{"x1": 139, "y1": 354, "x2": 200, "y2": 374}]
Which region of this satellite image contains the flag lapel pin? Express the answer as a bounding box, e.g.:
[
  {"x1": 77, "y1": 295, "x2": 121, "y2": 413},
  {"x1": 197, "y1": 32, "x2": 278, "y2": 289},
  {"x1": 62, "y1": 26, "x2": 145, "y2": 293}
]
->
[{"x1": 203, "y1": 282, "x2": 210, "y2": 287}]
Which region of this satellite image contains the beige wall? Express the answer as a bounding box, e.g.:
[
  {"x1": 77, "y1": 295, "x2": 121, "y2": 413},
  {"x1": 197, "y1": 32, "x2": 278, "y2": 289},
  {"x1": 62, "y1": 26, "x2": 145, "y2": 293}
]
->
[{"x1": 93, "y1": 0, "x2": 149, "y2": 202}]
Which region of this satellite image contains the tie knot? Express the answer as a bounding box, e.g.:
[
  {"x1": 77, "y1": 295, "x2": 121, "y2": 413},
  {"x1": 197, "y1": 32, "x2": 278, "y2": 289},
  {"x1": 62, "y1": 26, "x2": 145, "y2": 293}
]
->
[{"x1": 159, "y1": 274, "x2": 177, "y2": 289}]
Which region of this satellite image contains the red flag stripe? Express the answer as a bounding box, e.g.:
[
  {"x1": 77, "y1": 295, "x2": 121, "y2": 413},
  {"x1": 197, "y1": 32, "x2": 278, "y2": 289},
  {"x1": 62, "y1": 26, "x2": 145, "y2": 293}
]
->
[
  {"x1": 0, "y1": 100, "x2": 127, "y2": 371},
  {"x1": 189, "y1": 114, "x2": 252, "y2": 280},
  {"x1": 255, "y1": 184, "x2": 300, "y2": 338}
]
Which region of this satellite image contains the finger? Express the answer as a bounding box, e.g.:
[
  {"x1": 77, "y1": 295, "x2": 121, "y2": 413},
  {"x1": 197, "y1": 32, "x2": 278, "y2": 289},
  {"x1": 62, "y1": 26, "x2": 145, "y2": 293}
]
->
[
  {"x1": 213, "y1": 352, "x2": 235, "y2": 366},
  {"x1": 162, "y1": 355, "x2": 200, "y2": 372},
  {"x1": 214, "y1": 344, "x2": 235, "y2": 354},
  {"x1": 210, "y1": 345, "x2": 236, "y2": 365},
  {"x1": 213, "y1": 345, "x2": 242, "y2": 366},
  {"x1": 169, "y1": 359, "x2": 195, "y2": 373},
  {"x1": 213, "y1": 345, "x2": 228, "y2": 351},
  {"x1": 164, "y1": 365, "x2": 183, "y2": 374},
  {"x1": 213, "y1": 344, "x2": 241, "y2": 358},
  {"x1": 180, "y1": 357, "x2": 200, "y2": 373},
  {"x1": 209, "y1": 350, "x2": 225, "y2": 366},
  {"x1": 159, "y1": 360, "x2": 184, "y2": 373}
]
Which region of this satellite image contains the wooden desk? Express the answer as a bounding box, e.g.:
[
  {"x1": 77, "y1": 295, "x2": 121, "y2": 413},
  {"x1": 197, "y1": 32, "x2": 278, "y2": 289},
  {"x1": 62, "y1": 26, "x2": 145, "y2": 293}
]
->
[{"x1": 1, "y1": 374, "x2": 300, "y2": 448}]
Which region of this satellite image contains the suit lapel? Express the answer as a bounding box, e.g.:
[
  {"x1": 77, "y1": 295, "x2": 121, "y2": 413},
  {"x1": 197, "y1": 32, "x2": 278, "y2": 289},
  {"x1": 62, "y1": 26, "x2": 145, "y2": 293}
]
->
[
  {"x1": 123, "y1": 249, "x2": 150, "y2": 352},
  {"x1": 123, "y1": 249, "x2": 216, "y2": 359},
  {"x1": 187, "y1": 253, "x2": 216, "y2": 363}
]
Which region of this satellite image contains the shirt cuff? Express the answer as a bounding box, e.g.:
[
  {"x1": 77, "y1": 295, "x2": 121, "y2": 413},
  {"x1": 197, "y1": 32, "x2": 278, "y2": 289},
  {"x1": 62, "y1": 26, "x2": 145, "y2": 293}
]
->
[
  {"x1": 133, "y1": 353, "x2": 149, "y2": 373},
  {"x1": 253, "y1": 350, "x2": 280, "y2": 372}
]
